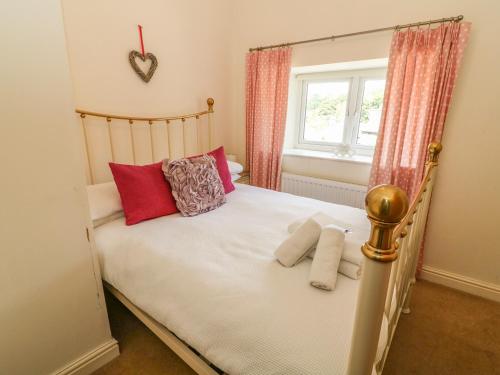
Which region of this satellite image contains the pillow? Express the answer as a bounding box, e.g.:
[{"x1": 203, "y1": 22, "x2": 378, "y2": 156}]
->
[
  {"x1": 109, "y1": 162, "x2": 178, "y2": 225},
  {"x1": 86, "y1": 182, "x2": 122, "y2": 222},
  {"x1": 163, "y1": 155, "x2": 226, "y2": 217},
  {"x1": 191, "y1": 146, "x2": 234, "y2": 194},
  {"x1": 231, "y1": 174, "x2": 241, "y2": 182},
  {"x1": 227, "y1": 160, "x2": 243, "y2": 174}
]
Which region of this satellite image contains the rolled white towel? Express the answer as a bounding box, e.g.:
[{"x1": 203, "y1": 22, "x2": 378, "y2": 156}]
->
[
  {"x1": 287, "y1": 212, "x2": 349, "y2": 260},
  {"x1": 306, "y1": 239, "x2": 363, "y2": 266},
  {"x1": 287, "y1": 212, "x2": 350, "y2": 234},
  {"x1": 338, "y1": 260, "x2": 362, "y2": 280},
  {"x1": 288, "y1": 213, "x2": 364, "y2": 279},
  {"x1": 309, "y1": 224, "x2": 345, "y2": 291},
  {"x1": 275, "y1": 218, "x2": 321, "y2": 267},
  {"x1": 341, "y1": 237, "x2": 364, "y2": 266}
]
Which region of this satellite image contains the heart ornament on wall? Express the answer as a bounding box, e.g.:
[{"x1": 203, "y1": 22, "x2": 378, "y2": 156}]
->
[{"x1": 129, "y1": 50, "x2": 158, "y2": 83}]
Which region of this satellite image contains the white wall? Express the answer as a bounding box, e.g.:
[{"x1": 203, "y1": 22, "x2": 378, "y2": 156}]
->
[
  {"x1": 62, "y1": 0, "x2": 232, "y2": 162},
  {"x1": 228, "y1": 0, "x2": 500, "y2": 288},
  {"x1": 60, "y1": 0, "x2": 499, "y2": 294},
  {"x1": 0, "y1": 1, "x2": 115, "y2": 374}
]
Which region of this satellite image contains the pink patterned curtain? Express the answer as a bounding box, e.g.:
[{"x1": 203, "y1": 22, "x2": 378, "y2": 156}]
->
[
  {"x1": 369, "y1": 22, "x2": 471, "y2": 270},
  {"x1": 246, "y1": 48, "x2": 292, "y2": 190}
]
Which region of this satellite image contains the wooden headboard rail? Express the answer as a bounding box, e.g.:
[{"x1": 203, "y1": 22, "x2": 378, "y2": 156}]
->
[{"x1": 76, "y1": 98, "x2": 215, "y2": 184}]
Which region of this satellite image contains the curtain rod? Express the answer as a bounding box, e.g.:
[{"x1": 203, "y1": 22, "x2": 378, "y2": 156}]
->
[{"x1": 248, "y1": 15, "x2": 464, "y2": 52}]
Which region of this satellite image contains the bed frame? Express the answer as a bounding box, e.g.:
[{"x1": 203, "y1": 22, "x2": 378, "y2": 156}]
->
[{"x1": 78, "y1": 98, "x2": 442, "y2": 375}]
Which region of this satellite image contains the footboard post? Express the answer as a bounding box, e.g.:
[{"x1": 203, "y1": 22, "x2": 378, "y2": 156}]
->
[{"x1": 347, "y1": 185, "x2": 409, "y2": 375}]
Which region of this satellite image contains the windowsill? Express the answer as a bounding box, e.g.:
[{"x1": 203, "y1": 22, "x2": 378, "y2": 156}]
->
[{"x1": 283, "y1": 148, "x2": 373, "y2": 165}]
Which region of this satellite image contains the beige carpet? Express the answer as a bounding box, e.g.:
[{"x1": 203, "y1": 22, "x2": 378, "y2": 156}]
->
[{"x1": 93, "y1": 281, "x2": 500, "y2": 375}]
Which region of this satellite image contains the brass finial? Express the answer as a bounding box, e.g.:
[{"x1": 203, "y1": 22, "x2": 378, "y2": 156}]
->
[
  {"x1": 428, "y1": 142, "x2": 443, "y2": 164},
  {"x1": 207, "y1": 97, "x2": 214, "y2": 112},
  {"x1": 362, "y1": 184, "x2": 409, "y2": 262}
]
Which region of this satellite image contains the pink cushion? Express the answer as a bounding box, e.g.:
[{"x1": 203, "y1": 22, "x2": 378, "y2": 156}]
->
[
  {"x1": 163, "y1": 155, "x2": 226, "y2": 217},
  {"x1": 109, "y1": 162, "x2": 178, "y2": 225},
  {"x1": 191, "y1": 146, "x2": 234, "y2": 194}
]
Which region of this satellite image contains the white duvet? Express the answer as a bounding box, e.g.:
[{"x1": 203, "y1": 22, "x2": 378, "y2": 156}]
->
[{"x1": 95, "y1": 184, "x2": 372, "y2": 375}]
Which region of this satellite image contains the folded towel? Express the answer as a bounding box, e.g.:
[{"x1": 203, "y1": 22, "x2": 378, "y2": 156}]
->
[
  {"x1": 288, "y1": 213, "x2": 365, "y2": 277},
  {"x1": 305, "y1": 239, "x2": 363, "y2": 266},
  {"x1": 341, "y1": 237, "x2": 364, "y2": 266},
  {"x1": 338, "y1": 260, "x2": 362, "y2": 280},
  {"x1": 287, "y1": 212, "x2": 350, "y2": 234},
  {"x1": 309, "y1": 224, "x2": 346, "y2": 291},
  {"x1": 288, "y1": 212, "x2": 349, "y2": 260},
  {"x1": 275, "y1": 218, "x2": 321, "y2": 267}
]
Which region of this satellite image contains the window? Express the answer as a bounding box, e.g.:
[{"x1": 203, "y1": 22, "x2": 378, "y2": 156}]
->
[{"x1": 295, "y1": 68, "x2": 386, "y2": 157}]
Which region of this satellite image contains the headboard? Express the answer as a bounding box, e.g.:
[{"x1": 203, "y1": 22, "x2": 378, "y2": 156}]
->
[{"x1": 77, "y1": 98, "x2": 215, "y2": 184}]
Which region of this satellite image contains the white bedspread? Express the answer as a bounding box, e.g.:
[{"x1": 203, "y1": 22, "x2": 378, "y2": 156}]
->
[{"x1": 95, "y1": 184, "x2": 371, "y2": 375}]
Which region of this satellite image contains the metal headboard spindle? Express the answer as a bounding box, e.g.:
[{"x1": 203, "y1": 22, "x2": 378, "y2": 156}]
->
[{"x1": 77, "y1": 97, "x2": 215, "y2": 184}]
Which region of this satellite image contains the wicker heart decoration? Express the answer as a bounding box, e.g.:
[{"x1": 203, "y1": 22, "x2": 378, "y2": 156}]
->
[{"x1": 129, "y1": 50, "x2": 158, "y2": 83}]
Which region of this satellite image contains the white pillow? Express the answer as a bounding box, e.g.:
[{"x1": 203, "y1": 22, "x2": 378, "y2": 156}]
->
[
  {"x1": 86, "y1": 182, "x2": 123, "y2": 222},
  {"x1": 227, "y1": 160, "x2": 243, "y2": 174},
  {"x1": 231, "y1": 174, "x2": 241, "y2": 182}
]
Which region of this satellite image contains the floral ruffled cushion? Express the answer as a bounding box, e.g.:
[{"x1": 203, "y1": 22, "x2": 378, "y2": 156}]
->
[{"x1": 162, "y1": 155, "x2": 226, "y2": 217}]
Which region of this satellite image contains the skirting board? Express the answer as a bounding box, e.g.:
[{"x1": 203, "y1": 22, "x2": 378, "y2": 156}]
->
[
  {"x1": 51, "y1": 339, "x2": 119, "y2": 375},
  {"x1": 420, "y1": 265, "x2": 500, "y2": 303}
]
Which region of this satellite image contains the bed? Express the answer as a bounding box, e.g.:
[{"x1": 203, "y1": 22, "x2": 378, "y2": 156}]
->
[{"x1": 78, "y1": 99, "x2": 442, "y2": 375}]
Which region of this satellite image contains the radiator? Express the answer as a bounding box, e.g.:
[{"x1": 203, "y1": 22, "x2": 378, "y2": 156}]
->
[{"x1": 281, "y1": 172, "x2": 367, "y2": 209}]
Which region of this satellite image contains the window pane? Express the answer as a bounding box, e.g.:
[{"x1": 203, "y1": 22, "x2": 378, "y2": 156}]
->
[
  {"x1": 356, "y1": 79, "x2": 385, "y2": 147},
  {"x1": 303, "y1": 81, "x2": 349, "y2": 143}
]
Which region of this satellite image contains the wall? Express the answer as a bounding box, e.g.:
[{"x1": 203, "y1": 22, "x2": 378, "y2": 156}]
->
[
  {"x1": 61, "y1": 0, "x2": 499, "y2": 295},
  {"x1": 62, "y1": 0, "x2": 232, "y2": 182},
  {"x1": 228, "y1": 0, "x2": 500, "y2": 290},
  {"x1": 281, "y1": 155, "x2": 371, "y2": 186},
  {"x1": 0, "y1": 1, "x2": 116, "y2": 374}
]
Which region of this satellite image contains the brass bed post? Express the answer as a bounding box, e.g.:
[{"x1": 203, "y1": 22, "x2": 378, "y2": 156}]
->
[
  {"x1": 79, "y1": 113, "x2": 95, "y2": 184},
  {"x1": 347, "y1": 185, "x2": 409, "y2": 375},
  {"x1": 165, "y1": 120, "x2": 172, "y2": 159},
  {"x1": 182, "y1": 117, "x2": 187, "y2": 157},
  {"x1": 106, "y1": 117, "x2": 115, "y2": 162},
  {"x1": 129, "y1": 120, "x2": 137, "y2": 164},
  {"x1": 347, "y1": 142, "x2": 442, "y2": 374},
  {"x1": 207, "y1": 97, "x2": 214, "y2": 149},
  {"x1": 148, "y1": 120, "x2": 156, "y2": 162}
]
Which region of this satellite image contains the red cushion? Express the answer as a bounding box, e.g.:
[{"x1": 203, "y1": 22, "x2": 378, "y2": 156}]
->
[
  {"x1": 191, "y1": 146, "x2": 235, "y2": 194},
  {"x1": 109, "y1": 162, "x2": 178, "y2": 225}
]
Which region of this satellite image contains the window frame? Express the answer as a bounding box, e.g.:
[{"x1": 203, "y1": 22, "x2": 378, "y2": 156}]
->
[{"x1": 294, "y1": 68, "x2": 387, "y2": 157}]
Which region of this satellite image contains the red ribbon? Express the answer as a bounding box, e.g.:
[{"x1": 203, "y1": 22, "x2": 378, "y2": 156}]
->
[{"x1": 138, "y1": 25, "x2": 145, "y2": 57}]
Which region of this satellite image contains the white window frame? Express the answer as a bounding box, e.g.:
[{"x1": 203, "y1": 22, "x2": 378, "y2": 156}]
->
[{"x1": 294, "y1": 68, "x2": 387, "y2": 157}]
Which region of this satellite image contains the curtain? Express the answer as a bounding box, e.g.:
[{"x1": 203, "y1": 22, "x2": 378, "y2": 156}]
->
[
  {"x1": 369, "y1": 22, "x2": 471, "y2": 270},
  {"x1": 246, "y1": 48, "x2": 292, "y2": 190}
]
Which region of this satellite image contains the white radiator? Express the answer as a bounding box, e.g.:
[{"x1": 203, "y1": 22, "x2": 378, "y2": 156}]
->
[{"x1": 281, "y1": 172, "x2": 367, "y2": 209}]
